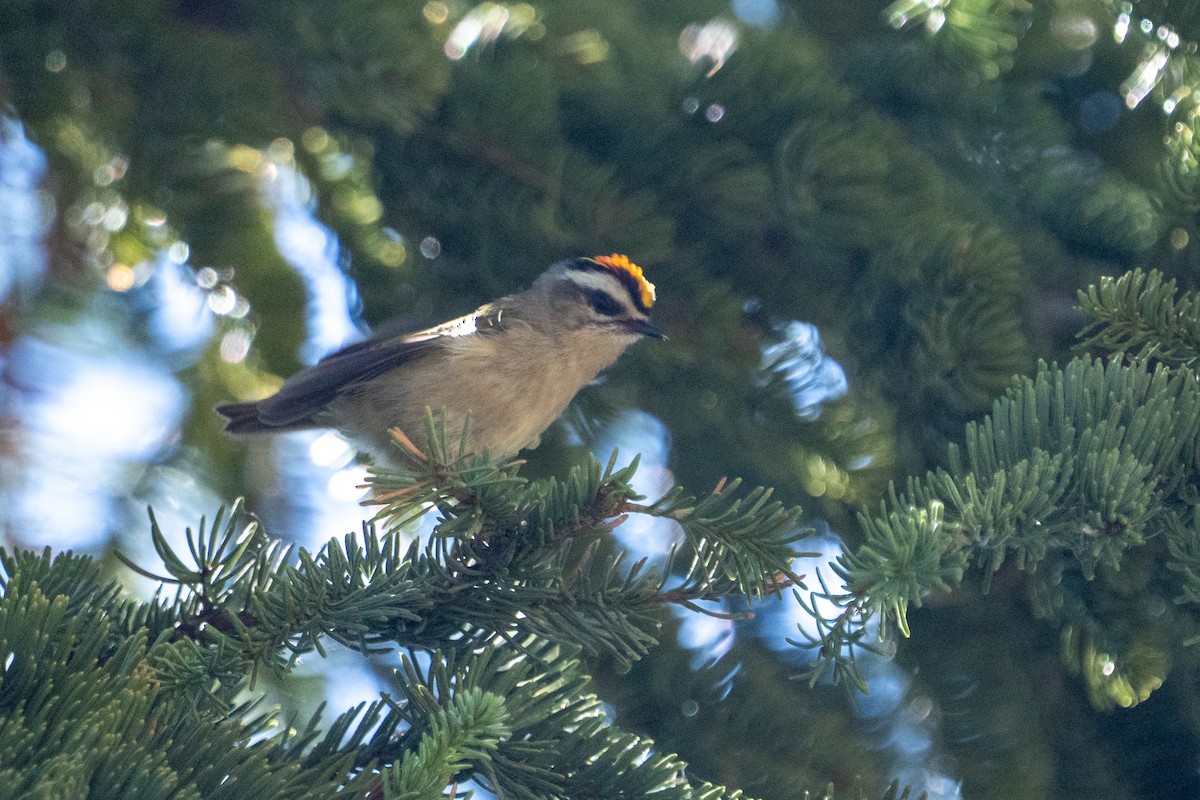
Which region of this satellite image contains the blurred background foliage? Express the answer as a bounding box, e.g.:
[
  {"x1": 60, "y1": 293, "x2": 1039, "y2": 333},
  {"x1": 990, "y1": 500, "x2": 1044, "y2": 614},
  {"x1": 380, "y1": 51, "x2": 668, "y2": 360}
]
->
[{"x1": 4, "y1": 0, "x2": 1200, "y2": 798}]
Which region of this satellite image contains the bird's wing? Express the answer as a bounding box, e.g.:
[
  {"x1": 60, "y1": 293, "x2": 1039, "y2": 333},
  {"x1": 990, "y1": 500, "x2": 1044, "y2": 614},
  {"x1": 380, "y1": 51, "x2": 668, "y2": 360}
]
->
[{"x1": 253, "y1": 304, "x2": 506, "y2": 426}]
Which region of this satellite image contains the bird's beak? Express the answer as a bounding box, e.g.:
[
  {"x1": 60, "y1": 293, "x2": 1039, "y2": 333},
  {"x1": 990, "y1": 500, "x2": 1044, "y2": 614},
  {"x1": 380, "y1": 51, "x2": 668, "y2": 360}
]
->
[{"x1": 625, "y1": 318, "x2": 667, "y2": 340}]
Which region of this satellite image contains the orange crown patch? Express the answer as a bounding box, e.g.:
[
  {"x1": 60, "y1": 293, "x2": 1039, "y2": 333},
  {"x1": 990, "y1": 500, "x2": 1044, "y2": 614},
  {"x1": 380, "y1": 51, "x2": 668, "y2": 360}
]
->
[{"x1": 586, "y1": 254, "x2": 656, "y2": 310}]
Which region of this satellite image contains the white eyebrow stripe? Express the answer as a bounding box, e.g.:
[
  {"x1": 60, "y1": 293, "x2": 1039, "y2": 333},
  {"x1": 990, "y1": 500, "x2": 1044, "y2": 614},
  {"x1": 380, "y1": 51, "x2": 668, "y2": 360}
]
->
[{"x1": 563, "y1": 270, "x2": 636, "y2": 309}]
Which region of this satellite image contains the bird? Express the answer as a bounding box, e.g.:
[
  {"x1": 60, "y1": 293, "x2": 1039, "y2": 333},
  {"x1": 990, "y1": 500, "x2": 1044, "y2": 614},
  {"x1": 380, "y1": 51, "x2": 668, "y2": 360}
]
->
[{"x1": 216, "y1": 254, "x2": 663, "y2": 463}]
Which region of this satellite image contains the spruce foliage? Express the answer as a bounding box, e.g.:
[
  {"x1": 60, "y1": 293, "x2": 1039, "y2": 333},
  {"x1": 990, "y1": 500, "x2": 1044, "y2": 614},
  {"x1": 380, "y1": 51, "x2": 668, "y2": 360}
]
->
[
  {"x1": 0, "y1": 418, "x2": 824, "y2": 799},
  {"x1": 805, "y1": 275, "x2": 1200, "y2": 711}
]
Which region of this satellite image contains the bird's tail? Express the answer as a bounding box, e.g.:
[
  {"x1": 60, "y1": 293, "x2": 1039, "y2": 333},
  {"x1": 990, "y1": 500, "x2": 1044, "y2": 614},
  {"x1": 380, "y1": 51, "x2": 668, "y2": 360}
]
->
[{"x1": 215, "y1": 401, "x2": 318, "y2": 434}]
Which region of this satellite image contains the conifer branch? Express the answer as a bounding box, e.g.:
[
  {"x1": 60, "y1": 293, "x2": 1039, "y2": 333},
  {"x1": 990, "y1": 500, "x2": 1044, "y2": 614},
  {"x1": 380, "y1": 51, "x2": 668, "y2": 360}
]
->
[
  {"x1": 1077, "y1": 268, "x2": 1200, "y2": 366},
  {"x1": 630, "y1": 477, "x2": 809, "y2": 600},
  {"x1": 805, "y1": 356, "x2": 1200, "y2": 691},
  {"x1": 2, "y1": 515, "x2": 832, "y2": 800},
  {"x1": 884, "y1": 0, "x2": 1032, "y2": 79}
]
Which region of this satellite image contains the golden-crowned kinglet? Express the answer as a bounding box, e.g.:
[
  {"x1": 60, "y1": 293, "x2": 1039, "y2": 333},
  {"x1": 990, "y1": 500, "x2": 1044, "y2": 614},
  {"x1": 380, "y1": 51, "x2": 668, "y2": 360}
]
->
[{"x1": 217, "y1": 254, "x2": 663, "y2": 462}]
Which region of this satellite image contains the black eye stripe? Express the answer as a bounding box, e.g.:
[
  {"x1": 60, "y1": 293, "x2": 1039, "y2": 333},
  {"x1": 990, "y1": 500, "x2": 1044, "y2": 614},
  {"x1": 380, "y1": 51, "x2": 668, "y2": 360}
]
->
[{"x1": 587, "y1": 289, "x2": 624, "y2": 316}]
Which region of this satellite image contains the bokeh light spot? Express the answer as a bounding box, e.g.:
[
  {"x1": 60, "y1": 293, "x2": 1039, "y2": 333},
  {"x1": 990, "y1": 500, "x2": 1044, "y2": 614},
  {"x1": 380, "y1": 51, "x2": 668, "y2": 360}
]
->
[
  {"x1": 219, "y1": 329, "x2": 252, "y2": 363},
  {"x1": 378, "y1": 240, "x2": 407, "y2": 267},
  {"x1": 309, "y1": 430, "x2": 356, "y2": 468},
  {"x1": 424, "y1": 1, "x2": 449, "y2": 24},
  {"x1": 195, "y1": 266, "x2": 218, "y2": 289},
  {"x1": 732, "y1": 0, "x2": 780, "y2": 27},
  {"x1": 106, "y1": 263, "x2": 134, "y2": 291},
  {"x1": 328, "y1": 467, "x2": 369, "y2": 502},
  {"x1": 207, "y1": 285, "x2": 237, "y2": 315},
  {"x1": 1050, "y1": 14, "x2": 1098, "y2": 50},
  {"x1": 1079, "y1": 91, "x2": 1122, "y2": 135},
  {"x1": 44, "y1": 49, "x2": 67, "y2": 72},
  {"x1": 419, "y1": 236, "x2": 441, "y2": 259},
  {"x1": 679, "y1": 19, "x2": 738, "y2": 77},
  {"x1": 301, "y1": 130, "x2": 327, "y2": 158},
  {"x1": 227, "y1": 145, "x2": 263, "y2": 173}
]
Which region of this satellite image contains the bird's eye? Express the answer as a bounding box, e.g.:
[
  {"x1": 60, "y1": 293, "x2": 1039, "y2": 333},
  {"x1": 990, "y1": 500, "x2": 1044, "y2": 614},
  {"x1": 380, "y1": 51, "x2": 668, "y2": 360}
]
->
[{"x1": 588, "y1": 290, "x2": 624, "y2": 317}]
